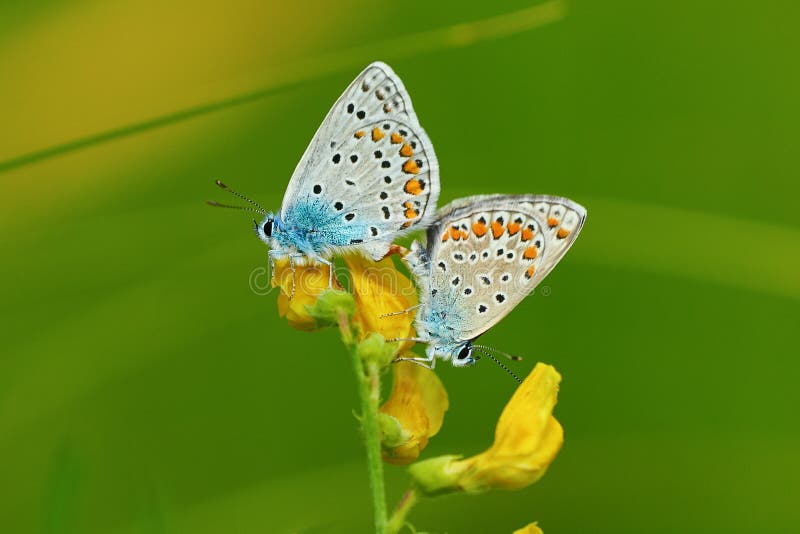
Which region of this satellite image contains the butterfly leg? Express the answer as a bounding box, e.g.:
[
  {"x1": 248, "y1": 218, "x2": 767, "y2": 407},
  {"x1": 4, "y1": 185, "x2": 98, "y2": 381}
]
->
[
  {"x1": 386, "y1": 337, "x2": 428, "y2": 343},
  {"x1": 288, "y1": 254, "x2": 298, "y2": 300},
  {"x1": 379, "y1": 304, "x2": 422, "y2": 318},
  {"x1": 267, "y1": 250, "x2": 302, "y2": 299},
  {"x1": 267, "y1": 249, "x2": 281, "y2": 286},
  {"x1": 315, "y1": 256, "x2": 335, "y2": 288},
  {"x1": 393, "y1": 354, "x2": 436, "y2": 369}
]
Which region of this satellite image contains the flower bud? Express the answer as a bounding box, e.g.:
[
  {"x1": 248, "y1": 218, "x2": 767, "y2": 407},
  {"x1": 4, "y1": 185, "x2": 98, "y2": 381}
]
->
[
  {"x1": 305, "y1": 289, "x2": 355, "y2": 327},
  {"x1": 356, "y1": 332, "x2": 396, "y2": 368},
  {"x1": 407, "y1": 454, "x2": 464, "y2": 494}
]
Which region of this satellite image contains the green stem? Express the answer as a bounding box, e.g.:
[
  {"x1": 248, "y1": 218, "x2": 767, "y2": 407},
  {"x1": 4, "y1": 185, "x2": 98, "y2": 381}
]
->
[
  {"x1": 362, "y1": 360, "x2": 388, "y2": 533},
  {"x1": 386, "y1": 488, "x2": 418, "y2": 534},
  {"x1": 342, "y1": 313, "x2": 388, "y2": 533}
]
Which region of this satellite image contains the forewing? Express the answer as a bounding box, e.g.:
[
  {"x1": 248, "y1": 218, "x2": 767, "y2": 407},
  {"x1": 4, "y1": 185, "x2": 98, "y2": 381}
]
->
[
  {"x1": 279, "y1": 62, "x2": 439, "y2": 256},
  {"x1": 423, "y1": 194, "x2": 586, "y2": 340}
]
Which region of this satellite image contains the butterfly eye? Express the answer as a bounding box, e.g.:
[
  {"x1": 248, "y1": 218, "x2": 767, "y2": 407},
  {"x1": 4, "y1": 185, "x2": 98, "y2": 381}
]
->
[
  {"x1": 262, "y1": 219, "x2": 273, "y2": 237},
  {"x1": 457, "y1": 346, "x2": 472, "y2": 360}
]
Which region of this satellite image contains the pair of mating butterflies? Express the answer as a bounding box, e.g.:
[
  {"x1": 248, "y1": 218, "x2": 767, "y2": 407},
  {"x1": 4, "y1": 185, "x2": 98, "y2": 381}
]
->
[{"x1": 212, "y1": 62, "x2": 586, "y2": 372}]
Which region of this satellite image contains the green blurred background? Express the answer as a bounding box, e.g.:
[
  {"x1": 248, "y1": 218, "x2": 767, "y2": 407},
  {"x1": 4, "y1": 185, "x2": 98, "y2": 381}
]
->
[{"x1": 2, "y1": 1, "x2": 799, "y2": 532}]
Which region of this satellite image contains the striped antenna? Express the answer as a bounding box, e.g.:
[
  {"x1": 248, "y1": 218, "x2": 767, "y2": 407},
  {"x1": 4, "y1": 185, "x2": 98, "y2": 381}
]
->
[
  {"x1": 473, "y1": 344, "x2": 523, "y2": 362},
  {"x1": 206, "y1": 200, "x2": 263, "y2": 214},
  {"x1": 214, "y1": 180, "x2": 267, "y2": 215},
  {"x1": 473, "y1": 346, "x2": 522, "y2": 383}
]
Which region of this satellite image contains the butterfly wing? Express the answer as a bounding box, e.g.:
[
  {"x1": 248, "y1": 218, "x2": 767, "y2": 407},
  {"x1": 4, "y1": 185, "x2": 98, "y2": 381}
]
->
[
  {"x1": 279, "y1": 62, "x2": 439, "y2": 259},
  {"x1": 416, "y1": 194, "x2": 586, "y2": 341}
]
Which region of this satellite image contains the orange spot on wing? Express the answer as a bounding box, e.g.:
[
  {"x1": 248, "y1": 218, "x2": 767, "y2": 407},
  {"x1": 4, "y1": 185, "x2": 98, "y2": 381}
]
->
[
  {"x1": 402, "y1": 160, "x2": 420, "y2": 174},
  {"x1": 402, "y1": 221, "x2": 412, "y2": 228},
  {"x1": 491, "y1": 220, "x2": 505, "y2": 239},
  {"x1": 557, "y1": 228, "x2": 570, "y2": 239},
  {"x1": 372, "y1": 128, "x2": 385, "y2": 141},
  {"x1": 459, "y1": 230, "x2": 469, "y2": 240},
  {"x1": 523, "y1": 246, "x2": 538, "y2": 260},
  {"x1": 391, "y1": 132, "x2": 404, "y2": 144},
  {"x1": 507, "y1": 222, "x2": 521, "y2": 235},
  {"x1": 442, "y1": 232, "x2": 450, "y2": 242},
  {"x1": 448, "y1": 227, "x2": 461, "y2": 240},
  {"x1": 521, "y1": 227, "x2": 535, "y2": 241},
  {"x1": 525, "y1": 265, "x2": 536, "y2": 279},
  {"x1": 400, "y1": 143, "x2": 414, "y2": 157},
  {"x1": 472, "y1": 221, "x2": 488, "y2": 237},
  {"x1": 547, "y1": 217, "x2": 559, "y2": 228},
  {"x1": 404, "y1": 179, "x2": 423, "y2": 195},
  {"x1": 354, "y1": 130, "x2": 365, "y2": 139},
  {"x1": 404, "y1": 208, "x2": 418, "y2": 219}
]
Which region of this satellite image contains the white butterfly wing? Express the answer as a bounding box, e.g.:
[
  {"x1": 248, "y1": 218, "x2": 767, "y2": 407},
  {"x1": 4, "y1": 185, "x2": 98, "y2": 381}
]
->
[
  {"x1": 279, "y1": 62, "x2": 439, "y2": 258},
  {"x1": 418, "y1": 194, "x2": 586, "y2": 341}
]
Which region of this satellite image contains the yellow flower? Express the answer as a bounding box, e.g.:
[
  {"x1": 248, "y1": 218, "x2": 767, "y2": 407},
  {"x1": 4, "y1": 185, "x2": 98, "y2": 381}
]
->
[
  {"x1": 344, "y1": 253, "x2": 418, "y2": 353},
  {"x1": 513, "y1": 522, "x2": 544, "y2": 534},
  {"x1": 379, "y1": 360, "x2": 449, "y2": 465},
  {"x1": 273, "y1": 258, "x2": 340, "y2": 331},
  {"x1": 409, "y1": 363, "x2": 563, "y2": 495}
]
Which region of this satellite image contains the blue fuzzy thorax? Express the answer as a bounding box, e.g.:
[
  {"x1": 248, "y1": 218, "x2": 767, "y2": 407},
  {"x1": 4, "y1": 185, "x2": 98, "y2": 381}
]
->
[
  {"x1": 416, "y1": 286, "x2": 468, "y2": 347},
  {"x1": 267, "y1": 197, "x2": 368, "y2": 256}
]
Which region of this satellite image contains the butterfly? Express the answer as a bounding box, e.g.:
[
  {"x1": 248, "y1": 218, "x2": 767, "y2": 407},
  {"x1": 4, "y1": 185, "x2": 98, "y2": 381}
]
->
[
  {"x1": 401, "y1": 194, "x2": 586, "y2": 372},
  {"x1": 210, "y1": 62, "x2": 440, "y2": 289}
]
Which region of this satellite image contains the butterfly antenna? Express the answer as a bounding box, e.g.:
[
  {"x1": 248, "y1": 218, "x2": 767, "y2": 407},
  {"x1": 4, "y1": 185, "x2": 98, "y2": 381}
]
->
[
  {"x1": 214, "y1": 179, "x2": 267, "y2": 215},
  {"x1": 473, "y1": 344, "x2": 523, "y2": 362},
  {"x1": 206, "y1": 200, "x2": 264, "y2": 214},
  {"x1": 473, "y1": 347, "x2": 522, "y2": 383}
]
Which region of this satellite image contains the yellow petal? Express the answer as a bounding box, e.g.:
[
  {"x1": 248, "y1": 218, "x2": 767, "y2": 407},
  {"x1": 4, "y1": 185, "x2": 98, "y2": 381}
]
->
[
  {"x1": 457, "y1": 363, "x2": 563, "y2": 491},
  {"x1": 408, "y1": 363, "x2": 563, "y2": 495},
  {"x1": 380, "y1": 360, "x2": 449, "y2": 465},
  {"x1": 344, "y1": 254, "x2": 418, "y2": 352},
  {"x1": 513, "y1": 521, "x2": 544, "y2": 534},
  {"x1": 273, "y1": 258, "x2": 338, "y2": 331}
]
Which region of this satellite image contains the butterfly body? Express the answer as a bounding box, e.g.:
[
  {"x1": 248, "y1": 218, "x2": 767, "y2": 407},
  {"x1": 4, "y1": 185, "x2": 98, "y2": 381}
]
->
[
  {"x1": 404, "y1": 194, "x2": 587, "y2": 368},
  {"x1": 410, "y1": 288, "x2": 475, "y2": 365}
]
